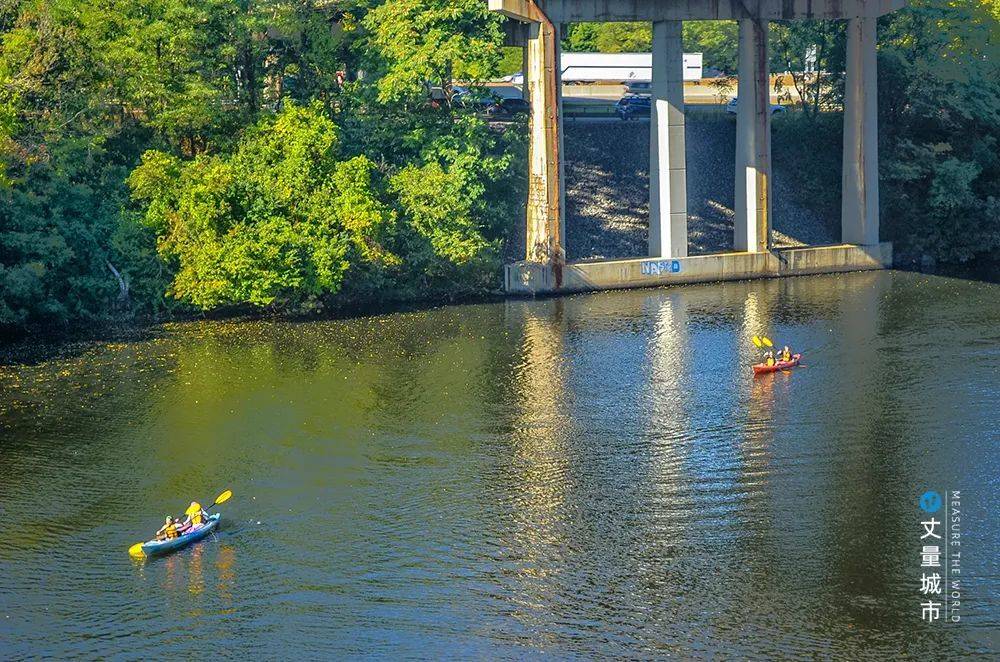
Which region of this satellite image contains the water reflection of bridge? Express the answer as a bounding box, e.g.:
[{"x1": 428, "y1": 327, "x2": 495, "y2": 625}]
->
[{"x1": 499, "y1": 271, "x2": 903, "y2": 650}]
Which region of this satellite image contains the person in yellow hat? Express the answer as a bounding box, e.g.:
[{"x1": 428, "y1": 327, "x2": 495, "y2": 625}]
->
[{"x1": 182, "y1": 501, "x2": 208, "y2": 530}]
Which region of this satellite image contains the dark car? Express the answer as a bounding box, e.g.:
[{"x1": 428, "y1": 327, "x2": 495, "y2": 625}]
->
[
  {"x1": 615, "y1": 94, "x2": 651, "y2": 120},
  {"x1": 454, "y1": 91, "x2": 500, "y2": 110},
  {"x1": 485, "y1": 97, "x2": 531, "y2": 118}
]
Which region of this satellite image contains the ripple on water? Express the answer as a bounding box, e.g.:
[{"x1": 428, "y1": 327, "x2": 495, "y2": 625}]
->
[{"x1": 0, "y1": 270, "x2": 997, "y2": 657}]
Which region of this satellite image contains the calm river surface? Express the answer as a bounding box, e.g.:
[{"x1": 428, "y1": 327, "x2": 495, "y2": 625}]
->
[{"x1": 1, "y1": 270, "x2": 998, "y2": 658}]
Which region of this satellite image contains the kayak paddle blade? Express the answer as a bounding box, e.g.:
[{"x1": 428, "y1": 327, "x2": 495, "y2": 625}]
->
[
  {"x1": 762, "y1": 336, "x2": 773, "y2": 347},
  {"x1": 128, "y1": 542, "x2": 146, "y2": 558},
  {"x1": 213, "y1": 489, "x2": 232, "y2": 506},
  {"x1": 752, "y1": 336, "x2": 762, "y2": 348}
]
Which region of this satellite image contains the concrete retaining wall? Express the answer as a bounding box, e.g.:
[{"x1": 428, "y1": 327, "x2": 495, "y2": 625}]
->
[{"x1": 505, "y1": 243, "x2": 892, "y2": 294}]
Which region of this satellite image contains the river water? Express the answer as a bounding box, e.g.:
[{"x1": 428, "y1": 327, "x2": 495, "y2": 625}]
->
[{"x1": 0, "y1": 270, "x2": 997, "y2": 658}]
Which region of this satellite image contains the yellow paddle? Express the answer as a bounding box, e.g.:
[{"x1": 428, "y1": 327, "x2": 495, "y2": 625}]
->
[{"x1": 128, "y1": 489, "x2": 233, "y2": 558}]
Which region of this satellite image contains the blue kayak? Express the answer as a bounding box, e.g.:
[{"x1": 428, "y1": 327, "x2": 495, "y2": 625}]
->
[{"x1": 140, "y1": 514, "x2": 221, "y2": 557}]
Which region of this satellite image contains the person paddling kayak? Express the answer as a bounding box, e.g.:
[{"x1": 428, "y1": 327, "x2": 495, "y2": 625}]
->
[
  {"x1": 153, "y1": 501, "x2": 209, "y2": 540},
  {"x1": 182, "y1": 501, "x2": 210, "y2": 530},
  {"x1": 753, "y1": 349, "x2": 802, "y2": 374},
  {"x1": 155, "y1": 516, "x2": 180, "y2": 541},
  {"x1": 129, "y1": 490, "x2": 233, "y2": 559}
]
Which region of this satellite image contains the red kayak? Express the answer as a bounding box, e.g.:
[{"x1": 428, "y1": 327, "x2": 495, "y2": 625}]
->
[{"x1": 752, "y1": 353, "x2": 802, "y2": 375}]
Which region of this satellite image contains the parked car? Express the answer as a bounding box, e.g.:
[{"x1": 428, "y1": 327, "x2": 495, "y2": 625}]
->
[
  {"x1": 454, "y1": 89, "x2": 501, "y2": 111},
  {"x1": 485, "y1": 97, "x2": 531, "y2": 118},
  {"x1": 625, "y1": 81, "x2": 652, "y2": 94},
  {"x1": 725, "y1": 97, "x2": 786, "y2": 115},
  {"x1": 615, "y1": 94, "x2": 651, "y2": 120}
]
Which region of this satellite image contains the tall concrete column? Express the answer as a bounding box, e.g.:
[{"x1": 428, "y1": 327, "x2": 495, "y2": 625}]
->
[
  {"x1": 525, "y1": 20, "x2": 564, "y2": 274},
  {"x1": 734, "y1": 18, "x2": 771, "y2": 253},
  {"x1": 649, "y1": 20, "x2": 687, "y2": 258},
  {"x1": 841, "y1": 17, "x2": 879, "y2": 246}
]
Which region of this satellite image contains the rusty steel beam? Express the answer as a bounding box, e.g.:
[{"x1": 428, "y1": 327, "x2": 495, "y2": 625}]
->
[
  {"x1": 513, "y1": 2, "x2": 564, "y2": 285},
  {"x1": 488, "y1": 0, "x2": 539, "y2": 22}
]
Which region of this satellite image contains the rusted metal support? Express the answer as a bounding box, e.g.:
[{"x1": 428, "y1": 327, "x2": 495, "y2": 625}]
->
[
  {"x1": 489, "y1": 0, "x2": 536, "y2": 21},
  {"x1": 520, "y1": 2, "x2": 564, "y2": 285}
]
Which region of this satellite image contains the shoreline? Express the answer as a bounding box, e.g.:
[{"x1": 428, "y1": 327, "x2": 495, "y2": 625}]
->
[{"x1": 3, "y1": 259, "x2": 994, "y2": 367}]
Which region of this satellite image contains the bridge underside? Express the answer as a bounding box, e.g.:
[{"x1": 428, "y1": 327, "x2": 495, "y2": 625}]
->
[
  {"x1": 492, "y1": 0, "x2": 905, "y2": 22},
  {"x1": 491, "y1": 0, "x2": 900, "y2": 294}
]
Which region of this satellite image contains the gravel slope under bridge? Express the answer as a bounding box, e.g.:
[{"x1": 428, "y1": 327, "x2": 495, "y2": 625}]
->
[{"x1": 562, "y1": 117, "x2": 838, "y2": 261}]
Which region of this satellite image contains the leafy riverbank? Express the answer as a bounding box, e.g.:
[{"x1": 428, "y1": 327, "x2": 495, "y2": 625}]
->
[
  {"x1": 0, "y1": 1, "x2": 523, "y2": 341},
  {"x1": 1, "y1": 0, "x2": 997, "y2": 342}
]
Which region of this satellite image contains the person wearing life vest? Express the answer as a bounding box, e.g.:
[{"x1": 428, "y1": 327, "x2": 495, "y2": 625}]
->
[
  {"x1": 171, "y1": 516, "x2": 191, "y2": 535},
  {"x1": 182, "y1": 501, "x2": 209, "y2": 530},
  {"x1": 156, "y1": 516, "x2": 179, "y2": 541},
  {"x1": 764, "y1": 350, "x2": 776, "y2": 367},
  {"x1": 780, "y1": 346, "x2": 792, "y2": 362}
]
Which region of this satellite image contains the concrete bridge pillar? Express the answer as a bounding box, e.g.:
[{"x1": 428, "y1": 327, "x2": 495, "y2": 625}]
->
[
  {"x1": 734, "y1": 18, "x2": 772, "y2": 254},
  {"x1": 649, "y1": 20, "x2": 688, "y2": 258},
  {"x1": 525, "y1": 18, "x2": 565, "y2": 272},
  {"x1": 841, "y1": 17, "x2": 880, "y2": 246}
]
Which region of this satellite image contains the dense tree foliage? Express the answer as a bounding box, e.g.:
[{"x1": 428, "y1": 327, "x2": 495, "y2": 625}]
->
[
  {"x1": 0, "y1": 0, "x2": 520, "y2": 334},
  {"x1": 364, "y1": 0, "x2": 503, "y2": 104},
  {"x1": 878, "y1": 0, "x2": 1000, "y2": 263},
  {"x1": 130, "y1": 101, "x2": 518, "y2": 310}
]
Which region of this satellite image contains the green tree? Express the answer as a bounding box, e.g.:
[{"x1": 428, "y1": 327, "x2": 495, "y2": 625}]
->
[
  {"x1": 129, "y1": 103, "x2": 385, "y2": 309},
  {"x1": 878, "y1": 0, "x2": 1000, "y2": 262},
  {"x1": 563, "y1": 22, "x2": 651, "y2": 53},
  {"x1": 128, "y1": 99, "x2": 521, "y2": 310},
  {"x1": 363, "y1": 0, "x2": 503, "y2": 104},
  {"x1": 683, "y1": 21, "x2": 738, "y2": 73},
  {"x1": 771, "y1": 20, "x2": 845, "y2": 118}
]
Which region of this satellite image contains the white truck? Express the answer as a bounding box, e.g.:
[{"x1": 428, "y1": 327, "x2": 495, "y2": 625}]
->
[
  {"x1": 561, "y1": 52, "x2": 704, "y2": 83},
  {"x1": 504, "y1": 52, "x2": 704, "y2": 85}
]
